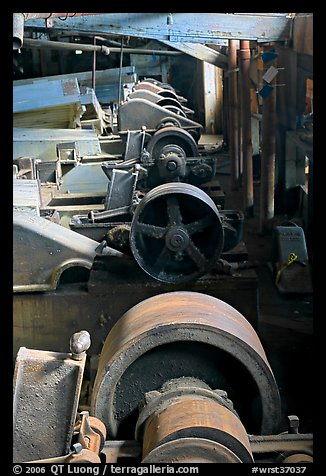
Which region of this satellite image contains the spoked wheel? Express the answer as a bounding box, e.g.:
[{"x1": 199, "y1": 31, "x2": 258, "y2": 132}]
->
[{"x1": 129, "y1": 183, "x2": 224, "y2": 283}]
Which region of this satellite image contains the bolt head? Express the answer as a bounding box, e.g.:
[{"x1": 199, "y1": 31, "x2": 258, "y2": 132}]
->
[{"x1": 72, "y1": 443, "x2": 83, "y2": 454}]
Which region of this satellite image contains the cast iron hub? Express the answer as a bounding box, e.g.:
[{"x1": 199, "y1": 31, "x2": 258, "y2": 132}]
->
[{"x1": 165, "y1": 226, "x2": 189, "y2": 251}]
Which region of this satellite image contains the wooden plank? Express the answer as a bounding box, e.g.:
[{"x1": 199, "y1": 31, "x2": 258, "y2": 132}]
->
[
  {"x1": 13, "y1": 79, "x2": 83, "y2": 129},
  {"x1": 293, "y1": 14, "x2": 313, "y2": 56},
  {"x1": 13, "y1": 179, "x2": 41, "y2": 214}
]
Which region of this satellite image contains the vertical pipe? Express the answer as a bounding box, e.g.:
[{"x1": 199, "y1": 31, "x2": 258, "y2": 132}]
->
[
  {"x1": 13, "y1": 13, "x2": 25, "y2": 50},
  {"x1": 238, "y1": 50, "x2": 243, "y2": 182},
  {"x1": 118, "y1": 37, "x2": 124, "y2": 105},
  {"x1": 259, "y1": 55, "x2": 277, "y2": 233},
  {"x1": 240, "y1": 40, "x2": 254, "y2": 217},
  {"x1": 92, "y1": 36, "x2": 97, "y2": 91},
  {"x1": 222, "y1": 70, "x2": 229, "y2": 146},
  {"x1": 228, "y1": 40, "x2": 239, "y2": 190}
]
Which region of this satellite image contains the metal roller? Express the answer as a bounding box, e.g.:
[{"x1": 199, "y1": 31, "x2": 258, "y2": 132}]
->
[
  {"x1": 129, "y1": 182, "x2": 224, "y2": 283},
  {"x1": 146, "y1": 126, "x2": 198, "y2": 161},
  {"x1": 91, "y1": 292, "x2": 281, "y2": 439},
  {"x1": 136, "y1": 378, "x2": 254, "y2": 463},
  {"x1": 141, "y1": 397, "x2": 253, "y2": 463}
]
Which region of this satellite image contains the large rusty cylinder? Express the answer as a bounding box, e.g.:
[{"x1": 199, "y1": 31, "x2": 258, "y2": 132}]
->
[
  {"x1": 91, "y1": 292, "x2": 281, "y2": 439},
  {"x1": 140, "y1": 395, "x2": 254, "y2": 463}
]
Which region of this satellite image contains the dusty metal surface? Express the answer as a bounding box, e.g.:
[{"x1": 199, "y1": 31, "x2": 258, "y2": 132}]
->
[
  {"x1": 13, "y1": 347, "x2": 86, "y2": 462},
  {"x1": 130, "y1": 183, "x2": 224, "y2": 283},
  {"x1": 249, "y1": 433, "x2": 313, "y2": 457},
  {"x1": 91, "y1": 291, "x2": 280, "y2": 439},
  {"x1": 24, "y1": 13, "x2": 292, "y2": 44},
  {"x1": 13, "y1": 210, "x2": 124, "y2": 292}
]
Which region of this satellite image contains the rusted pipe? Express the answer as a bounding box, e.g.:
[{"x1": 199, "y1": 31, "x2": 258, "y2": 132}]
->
[
  {"x1": 240, "y1": 40, "x2": 254, "y2": 216},
  {"x1": 23, "y1": 37, "x2": 110, "y2": 55},
  {"x1": 259, "y1": 53, "x2": 277, "y2": 234},
  {"x1": 105, "y1": 47, "x2": 182, "y2": 56},
  {"x1": 228, "y1": 40, "x2": 240, "y2": 190}
]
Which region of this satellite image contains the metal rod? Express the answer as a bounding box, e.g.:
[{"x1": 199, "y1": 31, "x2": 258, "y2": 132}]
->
[
  {"x1": 240, "y1": 40, "x2": 254, "y2": 216},
  {"x1": 118, "y1": 37, "x2": 124, "y2": 106},
  {"x1": 23, "y1": 13, "x2": 102, "y2": 20},
  {"x1": 259, "y1": 52, "x2": 277, "y2": 233},
  {"x1": 107, "y1": 47, "x2": 182, "y2": 56},
  {"x1": 92, "y1": 36, "x2": 96, "y2": 91},
  {"x1": 228, "y1": 39, "x2": 240, "y2": 190},
  {"x1": 23, "y1": 38, "x2": 110, "y2": 55}
]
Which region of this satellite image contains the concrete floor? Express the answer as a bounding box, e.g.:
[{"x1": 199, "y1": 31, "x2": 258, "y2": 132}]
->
[{"x1": 214, "y1": 154, "x2": 313, "y2": 434}]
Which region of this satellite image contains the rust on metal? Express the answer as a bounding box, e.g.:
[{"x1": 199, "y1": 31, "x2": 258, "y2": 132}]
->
[
  {"x1": 62, "y1": 78, "x2": 80, "y2": 96},
  {"x1": 134, "y1": 81, "x2": 165, "y2": 95},
  {"x1": 141, "y1": 395, "x2": 253, "y2": 463},
  {"x1": 91, "y1": 291, "x2": 281, "y2": 438},
  {"x1": 76, "y1": 411, "x2": 107, "y2": 454}
]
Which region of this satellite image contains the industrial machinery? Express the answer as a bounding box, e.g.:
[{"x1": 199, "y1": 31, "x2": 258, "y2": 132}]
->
[
  {"x1": 13, "y1": 292, "x2": 313, "y2": 464},
  {"x1": 71, "y1": 180, "x2": 244, "y2": 284},
  {"x1": 118, "y1": 79, "x2": 202, "y2": 138}
]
